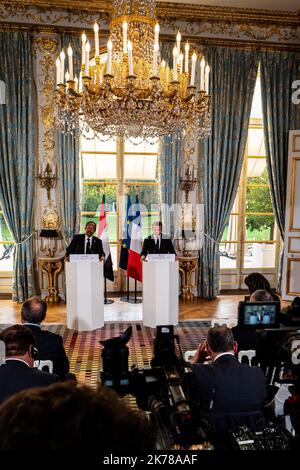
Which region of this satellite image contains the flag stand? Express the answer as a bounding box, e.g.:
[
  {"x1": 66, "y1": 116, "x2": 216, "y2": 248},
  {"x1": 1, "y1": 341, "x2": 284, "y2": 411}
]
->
[
  {"x1": 104, "y1": 277, "x2": 114, "y2": 305},
  {"x1": 120, "y1": 275, "x2": 142, "y2": 303}
]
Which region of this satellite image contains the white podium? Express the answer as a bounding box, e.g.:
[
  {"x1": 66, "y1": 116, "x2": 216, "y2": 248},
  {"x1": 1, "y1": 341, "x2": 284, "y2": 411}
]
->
[
  {"x1": 142, "y1": 259, "x2": 179, "y2": 328},
  {"x1": 65, "y1": 258, "x2": 104, "y2": 331}
]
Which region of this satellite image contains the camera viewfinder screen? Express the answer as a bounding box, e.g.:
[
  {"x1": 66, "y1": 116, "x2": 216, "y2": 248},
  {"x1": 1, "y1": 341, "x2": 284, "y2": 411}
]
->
[{"x1": 244, "y1": 304, "x2": 277, "y2": 326}]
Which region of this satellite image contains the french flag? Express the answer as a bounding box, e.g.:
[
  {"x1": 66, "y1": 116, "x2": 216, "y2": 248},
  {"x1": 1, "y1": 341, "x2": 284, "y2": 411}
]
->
[
  {"x1": 98, "y1": 195, "x2": 114, "y2": 282},
  {"x1": 127, "y1": 195, "x2": 143, "y2": 282}
]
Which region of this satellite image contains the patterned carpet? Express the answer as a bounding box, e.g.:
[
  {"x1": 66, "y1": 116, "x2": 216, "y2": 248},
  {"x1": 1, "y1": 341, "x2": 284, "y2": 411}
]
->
[
  {"x1": 0, "y1": 321, "x2": 211, "y2": 387},
  {"x1": 54, "y1": 321, "x2": 210, "y2": 386}
]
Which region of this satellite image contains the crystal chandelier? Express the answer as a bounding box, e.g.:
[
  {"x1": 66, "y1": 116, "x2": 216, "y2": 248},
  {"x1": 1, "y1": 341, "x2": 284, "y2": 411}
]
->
[{"x1": 54, "y1": 0, "x2": 211, "y2": 141}]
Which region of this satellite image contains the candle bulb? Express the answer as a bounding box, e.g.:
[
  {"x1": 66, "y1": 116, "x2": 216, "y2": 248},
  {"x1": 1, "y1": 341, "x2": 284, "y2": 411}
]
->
[
  {"x1": 67, "y1": 45, "x2": 73, "y2": 80},
  {"x1": 153, "y1": 42, "x2": 159, "y2": 76},
  {"x1": 94, "y1": 22, "x2": 100, "y2": 57},
  {"x1": 56, "y1": 57, "x2": 61, "y2": 85},
  {"x1": 60, "y1": 50, "x2": 65, "y2": 84},
  {"x1": 154, "y1": 23, "x2": 160, "y2": 45},
  {"x1": 173, "y1": 46, "x2": 178, "y2": 81},
  {"x1": 81, "y1": 32, "x2": 87, "y2": 67},
  {"x1": 205, "y1": 64, "x2": 210, "y2": 93},
  {"x1": 74, "y1": 75, "x2": 78, "y2": 92},
  {"x1": 107, "y1": 40, "x2": 112, "y2": 75},
  {"x1": 179, "y1": 52, "x2": 183, "y2": 75},
  {"x1": 122, "y1": 21, "x2": 128, "y2": 53},
  {"x1": 65, "y1": 71, "x2": 70, "y2": 87},
  {"x1": 85, "y1": 41, "x2": 90, "y2": 76},
  {"x1": 127, "y1": 40, "x2": 133, "y2": 75},
  {"x1": 184, "y1": 42, "x2": 189, "y2": 73},
  {"x1": 200, "y1": 57, "x2": 206, "y2": 90},
  {"x1": 176, "y1": 31, "x2": 181, "y2": 57},
  {"x1": 79, "y1": 71, "x2": 83, "y2": 92},
  {"x1": 190, "y1": 52, "x2": 197, "y2": 86}
]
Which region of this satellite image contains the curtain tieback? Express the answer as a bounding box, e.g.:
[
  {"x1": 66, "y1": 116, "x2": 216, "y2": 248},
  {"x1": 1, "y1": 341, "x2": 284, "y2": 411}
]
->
[{"x1": 14, "y1": 233, "x2": 34, "y2": 246}]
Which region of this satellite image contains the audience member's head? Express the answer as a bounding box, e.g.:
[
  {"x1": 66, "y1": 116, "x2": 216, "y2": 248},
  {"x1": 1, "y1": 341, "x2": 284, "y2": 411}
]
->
[
  {"x1": 0, "y1": 325, "x2": 36, "y2": 367},
  {"x1": 206, "y1": 325, "x2": 237, "y2": 360},
  {"x1": 250, "y1": 289, "x2": 274, "y2": 302},
  {"x1": 244, "y1": 272, "x2": 271, "y2": 295},
  {"x1": 0, "y1": 381, "x2": 156, "y2": 451},
  {"x1": 21, "y1": 297, "x2": 47, "y2": 324}
]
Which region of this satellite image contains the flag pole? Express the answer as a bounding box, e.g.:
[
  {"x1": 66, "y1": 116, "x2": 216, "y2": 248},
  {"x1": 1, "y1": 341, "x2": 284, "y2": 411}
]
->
[{"x1": 104, "y1": 276, "x2": 114, "y2": 305}]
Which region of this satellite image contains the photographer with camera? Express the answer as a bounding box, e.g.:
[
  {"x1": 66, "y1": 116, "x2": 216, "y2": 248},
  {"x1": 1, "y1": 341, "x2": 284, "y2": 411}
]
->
[{"x1": 191, "y1": 325, "x2": 267, "y2": 439}]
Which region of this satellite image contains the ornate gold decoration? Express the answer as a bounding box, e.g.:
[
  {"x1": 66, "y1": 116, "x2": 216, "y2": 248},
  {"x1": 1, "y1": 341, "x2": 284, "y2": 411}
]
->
[
  {"x1": 41, "y1": 200, "x2": 61, "y2": 230},
  {"x1": 33, "y1": 35, "x2": 58, "y2": 54},
  {"x1": 54, "y1": 0, "x2": 211, "y2": 140},
  {"x1": 37, "y1": 162, "x2": 58, "y2": 200},
  {"x1": 33, "y1": 37, "x2": 58, "y2": 164},
  {"x1": 39, "y1": 257, "x2": 63, "y2": 303},
  {"x1": 1, "y1": 2, "x2": 298, "y2": 48},
  {"x1": 2, "y1": 1, "x2": 299, "y2": 25},
  {"x1": 179, "y1": 255, "x2": 198, "y2": 300}
]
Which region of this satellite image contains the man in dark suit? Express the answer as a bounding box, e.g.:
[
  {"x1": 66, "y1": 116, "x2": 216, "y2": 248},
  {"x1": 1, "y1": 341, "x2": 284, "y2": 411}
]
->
[
  {"x1": 66, "y1": 221, "x2": 105, "y2": 260},
  {"x1": 0, "y1": 325, "x2": 59, "y2": 403},
  {"x1": 191, "y1": 325, "x2": 267, "y2": 434},
  {"x1": 21, "y1": 297, "x2": 72, "y2": 380},
  {"x1": 140, "y1": 221, "x2": 176, "y2": 260}
]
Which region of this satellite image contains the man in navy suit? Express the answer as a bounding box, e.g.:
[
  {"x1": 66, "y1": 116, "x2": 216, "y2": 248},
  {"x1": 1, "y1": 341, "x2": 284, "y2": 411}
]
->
[
  {"x1": 21, "y1": 297, "x2": 71, "y2": 380},
  {"x1": 140, "y1": 221, "x2": 176, "y2": 260},
  {"x1": 66, "y1": 221, "x2": 105, "y2": 260},
  {"x1": 191, "y1": 325, "x2": 267, "y2": 434},
  {"x1": 0, "y1": 325, "x2": 59, "y2": 403}
]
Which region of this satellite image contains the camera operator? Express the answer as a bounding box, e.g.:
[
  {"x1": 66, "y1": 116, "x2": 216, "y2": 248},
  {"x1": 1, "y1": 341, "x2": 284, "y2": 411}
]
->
[
  {"x1": 265, "y1": 333, "x2": 300, "y2": 436},
  {"x1": 191, "y1": 325, "x2": 267, "y2": 438}
]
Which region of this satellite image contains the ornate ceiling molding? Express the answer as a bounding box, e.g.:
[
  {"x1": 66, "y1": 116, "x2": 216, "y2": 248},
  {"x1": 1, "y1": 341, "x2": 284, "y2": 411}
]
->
[{"x1": 0, "y1": 1, "x2": 299, "y2": 25}]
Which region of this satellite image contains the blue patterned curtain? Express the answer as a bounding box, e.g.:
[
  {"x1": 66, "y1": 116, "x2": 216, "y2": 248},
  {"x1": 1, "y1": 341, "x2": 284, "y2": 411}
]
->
[
  {"x1": 160, "y1": 135, "x2": 183, "y2": 237},
  {"x1": 57, "y1": 33, "x2": 81, "y2": 244},
  {"x1": 159, "y1": 42, "x2": 183, "y2": 237},
  {"x1": 0, "y1": 31, "x2": 37, "y2": 302},
  {"x1": 198, "y1": 47, "x2": 259, "y2": 299},
  {"x1": 260, "y1": 51, "x2": 300, "y2": 291}
]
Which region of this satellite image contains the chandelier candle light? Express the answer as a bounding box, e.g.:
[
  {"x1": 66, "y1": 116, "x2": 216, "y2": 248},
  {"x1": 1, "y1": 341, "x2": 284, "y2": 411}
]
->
[{"x1": 54, "y1": 0, "x2": 211, "y2": 141}]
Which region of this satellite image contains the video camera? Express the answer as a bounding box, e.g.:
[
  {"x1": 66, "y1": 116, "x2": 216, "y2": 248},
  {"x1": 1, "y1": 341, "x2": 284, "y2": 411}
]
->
[{"x1": 100, "y1": 325, "x2": 209, "y2": 449}]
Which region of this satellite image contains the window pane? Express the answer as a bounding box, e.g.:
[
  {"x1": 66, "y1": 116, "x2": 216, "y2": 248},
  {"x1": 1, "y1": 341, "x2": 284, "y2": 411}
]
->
[
  {"x1": 247, "y1": 128, "x2": 266, "y2": 157},
  {"x1": 250, "y1": 76, "x2": 263, "y2": 119},
  {"x1": 126, "y1": 185, "x2": 160, "y2": 238},
  {"x1": 125, "y1": 154, "x2": 158, "y2": 180},
  {"x1": 81, "y1": 135, "x2": 116, "y2": 153},
  {"x1": 82, "y1": 153, "x2": 117, "y2": 179},
  {"x1": 247, "y1": 157, "x2": 267, "y2": 179},
  {"x1": 81, "y1": 184, "x2": 117, "y2": 242},
  {"x1": 220, "y1": 242, "x2": 237, "y2": 269},
  {"x1": 243, "y1": 242, "x2": 276, "y2": 268},
  {"x1": 0, "y1": 243, "x2": 14, "y2": 271},
  {"x1": 221, "y1": 215, "x2": 238, "y2": 242},
  {"x1": 0, "y1": 212, "x2": 14, "y2": 271},
  {"x1": 124, "y1": 138, "x2": 159, "y2": 153},
  {"x1": 126, "y1": 185, "x2": 160, "y2": 209},
  {"x1": 246, "y1": 174, "x2": 273, "y2": 214},
  {"x1": 245, "y1": 215, "x2": 276, "y2": 241}
]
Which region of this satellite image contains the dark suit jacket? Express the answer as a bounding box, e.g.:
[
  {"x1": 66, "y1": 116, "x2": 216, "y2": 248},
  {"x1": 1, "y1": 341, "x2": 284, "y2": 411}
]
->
[
  {"x1": 66, "y1": 234, "x2": 105, "y2": 258},
  {"x1": 0, "y1": 360, "x2": 59, "y2": 403},
  {"x1": 140, "y1": 234, "x2": 176, "y2": 257},
  {"x1": 192, "y1": 354, "x2": 267, "y2": 415},
  {"x1": 25, "y1": 324, "x2": 69, "y2": 379}
]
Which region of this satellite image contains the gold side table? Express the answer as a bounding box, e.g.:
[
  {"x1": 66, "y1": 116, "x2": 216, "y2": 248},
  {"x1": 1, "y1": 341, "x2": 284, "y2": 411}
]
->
[
  {"x1": 39, "y1": 256, "x2": 64, "y2": 303},
  {"x1": 179, "y1": 254, "x2": 198, "y2": 300}
]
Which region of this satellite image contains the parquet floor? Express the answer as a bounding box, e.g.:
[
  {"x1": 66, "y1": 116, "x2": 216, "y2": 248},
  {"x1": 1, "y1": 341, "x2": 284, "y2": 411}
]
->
[{"x1": 0, "y1": 294, "x2": 290, "y2": 326}]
